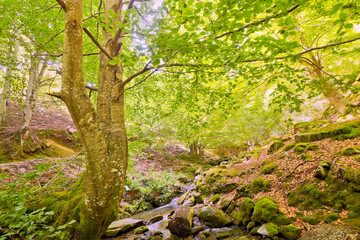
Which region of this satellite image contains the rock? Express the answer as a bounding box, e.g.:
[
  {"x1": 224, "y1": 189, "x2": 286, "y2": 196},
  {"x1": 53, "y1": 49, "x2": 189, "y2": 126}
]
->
[
  {"x1": 198, "y1": 206, "x2": 232, "y2": 228},
  {"x1": 150, "y1": 215, "x2": 164, "y2": 224},
  {"x1": 135, "y1": 226, "x2": 149, "y2": 234},
  {"x1": 257, "y1": 223, "x2": 278, "y2": 238},
  {"x1": 225, "y1": 201, "x2": 237, "y2": 215},
  {"x1": 211, "y1": 194, "x2": 220, "y2": 204},
  {"x1": 246, "y1": 222, "x2": 255, "y2": 230},
  {"x1": 216, "y1": 232, "x2": 231, "y2": 239},
  {"x1": 165, "y1": 234, "x2": 181, "y2": 240},
  {"x1": 251, "y1": 196, "x2": 279, "y2": 223},
  {"x1": 168, "y1": 204, "x2": 194, "y2": 237},
  {"x1": 220, "y1": 197, "x2": 233, "y2": 211},
  {"x1": 190, "y1": 225, "x2": 205, "y2": 235},
  {"x1": 314, "y1": 161, "x2": 331, "y2": 179},
  {"x1": 267, "y1": 141, "x2": 285, "y2": 154},
  {"x1": 104, "y1": 218, "x2": 143, "y2": 237},
  {"x1": 338, "y1": 146, "x2": 360, "y2": 156},
  {"x1": 194, "y1": 193, "x2": 204, "y2": 204},
  {"x1": 279, "y1": 225, "x2": 301, "y2": 240},
  {"x1": 231, "y1": 197, "x2": 254, "y2": 226},
  {"x1": 299, "y1": 224, "x2": 354, "y2": 240}
]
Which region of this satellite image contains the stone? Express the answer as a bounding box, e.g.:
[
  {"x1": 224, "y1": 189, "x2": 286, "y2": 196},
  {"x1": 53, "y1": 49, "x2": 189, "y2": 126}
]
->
[
  {"x1": 190, "y1": 225, "x2": 205, "y2": 235},
  {"x1": 150, "y1": 215, "x2": 164, "y2": 224},
  {"x1": 135, "y1": 226, "x2": 149, "y2": 234},
  {"x1": 257, "y1": 223, "x2": 278, "y2": 238},
  {"x1": 267, "y1": 141, "x2": 285, "y2": 154},
  {"x1": 231, "y1": 197, "x2": 254, "y2": 226},
  {"x1": 251, "y1": 196, "x2": 279, "y2": 223},
  {"x1": 198, "y1": 206, "x2": 232, "y2": 228},
  {"x1": 168, "y1": 204, "x2": 194, "y2": 237},
  {"x1": 104, "y1": 218, "x2": 143, "y2": 237}
]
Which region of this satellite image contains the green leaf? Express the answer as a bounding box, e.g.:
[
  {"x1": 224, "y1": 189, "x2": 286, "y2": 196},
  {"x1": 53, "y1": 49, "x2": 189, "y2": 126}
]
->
[{"x1": 109, "y1": 60, "x2": 117, "y2": 65}]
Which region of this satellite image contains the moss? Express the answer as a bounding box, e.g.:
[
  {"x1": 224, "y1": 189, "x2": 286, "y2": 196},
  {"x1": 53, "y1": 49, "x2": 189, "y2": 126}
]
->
[
  {"x1": 246, "y1": 222, "x2": 255, "y2": 230},
  {"x1": 283, "y1": 143, "x2": 296, "y2": 152},
  {"x1": 278, "y1": 154, "x2": 286, "y2": 159},
  {"x1": 274, "y1": 214, "x2": 291, "y2": 226},
  {"x1": 294, "y1": 143, "x2": 310, "y2": 153},
  {"x1": 305, "y1": 144, "x2": 319, "y2": 151},
  {"x1": 268, "y1": 141, "x2": 285, "y2": 154},
  {"x1": 261, "y1": 163, "x2": 277, "y2": 175},
  {"x1": 338, "y1": 146, "x2": 360, "y2": 156},
  {"x1": 211, "y1": 194, "x2": 220, "y2": 204},
  {"x1": 300, "y1": 154, "x2": 312, "y2": 161},
  {"x1": 324, "y1": 213, "x2": 340, "y2": 223},
  {"x1": 279, "y1": 225, "x2": 301, "y2": 240},
  {"x1": 231, "y1": 197, "x2": 254, "y2": 226},
  {"x1": 339, "y1": 166, "x2": 360, "y2": 184},
  {"x1": 265, "y1": 222, "x2": 279, "y2": 237},
  {"x1": 314, "y1": 161, "x2": 331, "y2": 180},
  {"x1": 294, "y1": 120, "x2": 329, "y2": 133},
  {"x1": 249, "y1": 177, "x2": 271, "y2": 193},
  {"x1": 249, "y1": 227, "x2": 259, "y2": 235},
  {"x1": 225, "y1": 201, "x2": 237, "y2": 215},
  {"x1": 302, "y1": 214, "x2": 322, "y2": 225},
  {"x1": 251, "y1": 196, "x2": 279, "y2": 223}
]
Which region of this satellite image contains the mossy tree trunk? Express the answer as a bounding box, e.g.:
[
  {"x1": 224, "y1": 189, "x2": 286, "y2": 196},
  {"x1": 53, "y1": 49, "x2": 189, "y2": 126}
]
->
[
  {"x1": 300, "y1": 54, "x2": 350, "y2": 115},
  {"x1": 54, "y1": 0, "x2": 128, "y2": 239},
  {"x1": 189, "y1": 141, "x2": 204, "y2": 159}
]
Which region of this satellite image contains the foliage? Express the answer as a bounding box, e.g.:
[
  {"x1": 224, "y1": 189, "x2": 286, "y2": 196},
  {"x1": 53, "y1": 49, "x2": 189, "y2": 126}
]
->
[{"x1": 0, "y1": 165, "x2": 75, "y2": 239}]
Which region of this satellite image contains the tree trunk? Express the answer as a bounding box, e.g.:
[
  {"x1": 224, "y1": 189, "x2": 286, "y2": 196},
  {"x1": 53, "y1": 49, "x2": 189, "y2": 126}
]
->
[
  {"x1": 189, "y1": 141, "x2": 203, "y2": 159},
  {"x1": 300, "y1": 55, "x2": 349, "y2": 115},
  {"x1": 55, "y1": 0, "x2": 128, "y2": 239},
  {"x1": 20, "y1": 57, "x2": 48, "y2": 146},
  {"x1": 168, "y1": 204, "x2": 194, "y2": 237},
  {"x1": 0, "y1": 35, "x2": 20, "y2": 122}
]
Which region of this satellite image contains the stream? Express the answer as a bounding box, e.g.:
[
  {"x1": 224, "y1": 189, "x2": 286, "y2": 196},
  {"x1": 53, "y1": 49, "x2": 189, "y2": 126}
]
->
[{"x1": 105, "y1": 196, "x2": 257, "y2": 240}]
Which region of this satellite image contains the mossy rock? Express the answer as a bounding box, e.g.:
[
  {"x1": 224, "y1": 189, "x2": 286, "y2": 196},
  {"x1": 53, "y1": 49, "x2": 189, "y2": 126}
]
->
[
  {"x1": 263, "y1": 223, "x2": 279, "y2": 237},
  {"x1": 306, "y1": 144, "x2": 319, "y2": 151},
  {"x1": 279, "y1": 225, "x2": 301, "y2": 240},
  {"x1": 225, "y1": 201, "x2": 237, "y2": 215},
  {"x1": 249, "y1": 177, "x2": 271, "y2": 193},
  {"x1": 302, "y1": 215, "x2": 322, "y2": 225},
  {"x1": 294, "y1": 121, "x2": 360, "y2": 143},
  {"x1": 219, "y1": 197, "x2": 233, "y2": 211},
  {"x1": 338, "y1": 146, "x2": 360, "y2": 156},
  {"x1": 274, "y1": 214, "x2": 292, "y2": 226},
  {"x1": 198, "y1": 206, "x2": 232, "y2": 228},
  {"x1": 283, "y1": 143, "x2": 296, "y2": 152},
  {"x1": 135, "y1": 226, "x2": 149, "y2": 234},
  {"x1": 268, "y1": 141, "x2": 285, "y2": 154},
  {"x1": 249, "y1": 227, "x2": 260, "y2": 235},
  {"x1": 231, "y1": 197, "x2": 254, "y2": 226},
  {"x1": 246, "y1": 222, "x2": 255, "y2": 230},
  {"x1": 300, "y1": 154, "x2": 312, "y2": 161},
  {"x1": 294, "y1": 143, "x2": 310, "y2": 153},
  {"x1": 211, "y1": 194, "x2": 220, "y2": 204},
  {"x1": 261, "y1": 163, "x2": 277, "y2": 175},
  {"x1": 314, "y1": 161, "x2": 331, "y2": 179},
  {"x1": 251, "y1": 196, "x2": 279, "y2": 223}
]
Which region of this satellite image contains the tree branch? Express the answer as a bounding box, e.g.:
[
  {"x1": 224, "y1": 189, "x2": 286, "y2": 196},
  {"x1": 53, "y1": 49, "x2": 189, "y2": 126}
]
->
[
  {"x1": 214, "y1": 5, "x2": 300, "y2": 40},
  {"x1": 46, "y1": 92, "x2": 62, "y2": 99},
  {"x1": 83, "y1": 27, "x2": 113, "y2": 60},
  {"x1": 243, "y1": 36, "x2": 360, "y2": 63},
  {"x1": 123, "y1": 63, "x2": 202, "y2": 86},
  {"x1": 85, "y1": 85, "x2": 98, "y2": 91},
  {"x1": 55, "y1": 0, "x2": 66, "y2": 11}
]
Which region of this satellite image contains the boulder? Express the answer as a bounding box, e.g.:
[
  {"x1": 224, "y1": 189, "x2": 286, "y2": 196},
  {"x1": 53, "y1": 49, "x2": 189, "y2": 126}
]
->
[
  {"x1": 104, "y1": 218, "x2": 143, "y2": 237},
  {"x1": 267, "y1": 141, "x2": 285, "y2": 154},
  {"x1": 168, "y1": 204, "x2": 194, "y2": 237},
  {"x1": 257, "y1": 223, "x2": 279, "y2": 238},
  {"x1": 251, "y1": 196, "x2": 279, "y2": 223},
  {"x1": 338, "y1": 146, "x2": 360, "y2": 156},
  {"x1": 150, "y1": 215, "x2": 164, "y2": 224},
  {"x1": 198, "y1": 206, "x2": 232, "y2": 228},
  {"x1": 314, "y1": 161, "x2": 331, "y2": 179},
  {"x1": 231, "y1": 197, "x2": 254, "y2": 226}
]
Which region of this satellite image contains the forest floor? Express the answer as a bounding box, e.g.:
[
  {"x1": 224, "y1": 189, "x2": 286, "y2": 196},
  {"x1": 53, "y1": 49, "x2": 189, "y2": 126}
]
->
[{"x1": 1, "y1": 103, "x2": 360, "y2": 239}]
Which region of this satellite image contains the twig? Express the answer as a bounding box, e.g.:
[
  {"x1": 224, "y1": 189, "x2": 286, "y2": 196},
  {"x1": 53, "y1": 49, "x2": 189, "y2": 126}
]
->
[
  {"x1": 83, "y1": 27, "x2": 113, "y2": 60},
  {"x1": 55, "y1": 0, "x2": 66, "y2": 10},
  {"x1": 35, "y1": 151, "x2": 83, "y2": 192},
  {"x1": 281, "y1": 160, "x2": 318, "y2": 180}
]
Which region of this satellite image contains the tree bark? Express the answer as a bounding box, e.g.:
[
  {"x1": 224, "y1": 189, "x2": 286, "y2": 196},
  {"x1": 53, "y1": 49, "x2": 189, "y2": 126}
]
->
[
  {"x1": 20, "y1": 57, "x2": 48, "y2": 146},
  {"x1": 55, "y1": 0, "x2": 128, "y2": 239},
  {"x1": 168, "y1": 204, "x2": 194, "y2": 237},
  {"x1": 189, "y1": 141, "x2": 203, "y2": 159},
  {"x1": 0, "y1": 34, "x2": 20, "y2": 122}
]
